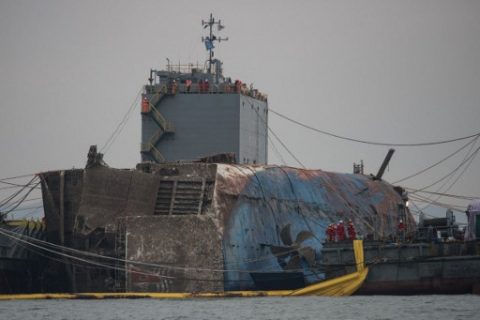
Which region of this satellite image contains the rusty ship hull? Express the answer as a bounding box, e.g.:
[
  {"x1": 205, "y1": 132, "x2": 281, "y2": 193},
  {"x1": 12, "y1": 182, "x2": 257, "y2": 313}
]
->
[{"x1": 38, "y1": 161, "x2": 411, "y2": 293}]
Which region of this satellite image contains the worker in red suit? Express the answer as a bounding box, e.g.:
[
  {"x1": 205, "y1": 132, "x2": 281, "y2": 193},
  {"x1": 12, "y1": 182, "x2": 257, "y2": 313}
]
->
[
  {"x1": 204, "y1": 78, "x2": 210, "y2": 92},
  {"x1": 398, "y1": 219, "x2": 406, "y2": 242},
  {"x1": 326, "y1": 224, "x2": 335, "y2": 242},
  {"x1": 347, "y1": 219, "x2": 356, "y2": 240},
  {"x1": 337, "y1": 220, "x2": 345, "y2": 241}
]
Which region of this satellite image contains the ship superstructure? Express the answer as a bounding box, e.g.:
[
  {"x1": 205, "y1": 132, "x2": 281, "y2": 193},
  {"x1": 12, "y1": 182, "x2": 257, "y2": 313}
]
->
[{"x1": 141, "y1": 14, "x2": 268, "y2": 164}]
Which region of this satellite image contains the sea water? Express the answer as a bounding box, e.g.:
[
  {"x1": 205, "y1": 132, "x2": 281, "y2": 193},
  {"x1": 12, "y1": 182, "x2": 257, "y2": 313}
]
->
[{"x1": 0, "y1": 295, "x2": 478, "y2": 320}]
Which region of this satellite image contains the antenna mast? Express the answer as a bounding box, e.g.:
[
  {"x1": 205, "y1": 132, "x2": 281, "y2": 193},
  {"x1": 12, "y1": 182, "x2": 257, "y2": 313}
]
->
[{"x1": 202, "y1": 13, "x2": 228, "y2": 74}]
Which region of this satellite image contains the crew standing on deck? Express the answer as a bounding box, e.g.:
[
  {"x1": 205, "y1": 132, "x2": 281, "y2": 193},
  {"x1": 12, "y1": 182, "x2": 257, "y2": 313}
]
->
[
  {"x1": 326, "y1": 224, "x2": 335, "y2": 242},
  {"x1": 347, "y1": 219, "x2": 356, "y2": 240},
  {"x1": 204, "y1": 78, "x2": 210, "y2": 92},
  {"x1": 398, "y1": 219, "x2": 406, "y2": 242},
  {"x1": 337, "y1": 220, "x2": 346, "y2": 241}
]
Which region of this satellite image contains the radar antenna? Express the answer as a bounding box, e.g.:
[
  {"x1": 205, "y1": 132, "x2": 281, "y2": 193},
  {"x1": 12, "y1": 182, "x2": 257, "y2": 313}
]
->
[{"x1": 201, "y1": 13, "x2": 228, "y2": 74}]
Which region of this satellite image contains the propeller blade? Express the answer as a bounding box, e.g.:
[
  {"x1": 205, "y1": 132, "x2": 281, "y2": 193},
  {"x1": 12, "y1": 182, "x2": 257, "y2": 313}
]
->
[
  {"x1": 298, "y1": 247, "x2": 316, "y2": 266},
  {"x1": 280, "y1": 224, "x2": 293, "y2": 246},
  {"x1": 269, "y1": 245, "x2": 291, "y2": 259},
  {"x1": 285, "y1": 254, "x2": 301, "y2": 270},
  {"x1": 294, "y1": 230, "x2": 313, "y2": 245}
]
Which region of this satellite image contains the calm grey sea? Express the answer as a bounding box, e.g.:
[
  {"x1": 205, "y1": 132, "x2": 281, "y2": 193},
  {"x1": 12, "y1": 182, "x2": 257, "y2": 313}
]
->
[{"x1": 0, "y1": 295, "x2": 479, "y2": 320}]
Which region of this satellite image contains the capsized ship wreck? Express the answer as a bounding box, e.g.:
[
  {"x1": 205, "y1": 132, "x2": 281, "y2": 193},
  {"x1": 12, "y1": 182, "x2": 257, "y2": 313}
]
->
[
  {"x1": 39, "y1": 149, "x2": 409, "y2": 293},
  {"x1": 36, "y1": 15, "x2": 413, "y2": 294}
]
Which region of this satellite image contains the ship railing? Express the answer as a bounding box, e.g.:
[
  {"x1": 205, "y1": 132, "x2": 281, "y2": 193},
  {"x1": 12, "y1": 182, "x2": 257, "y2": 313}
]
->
[
  {"x1": 145, "y1": 84, "x2": 176, "y2": 95},
  {"x1": 172, "y1": 83, "x2": 267, "y2": 101},
  {"x1": 166, "y1": 62, "x2": 204, "y2": 74},
  {"x1": 146, "y1": 82, "x2": 268, "y2": 101}
]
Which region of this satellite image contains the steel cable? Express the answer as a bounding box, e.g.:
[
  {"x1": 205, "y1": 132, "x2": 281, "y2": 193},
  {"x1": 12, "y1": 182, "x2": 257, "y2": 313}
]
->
[
  {"x1": 408, "y1": 144, "x2": 480, "y2": 194},
  {"x1": 392, "y1": 135, "x2": 479, "y2": 184},
  {"x1": 418, "y1": 139, "x2": 479, "y2": 211},
  {"x1": 270, "y1": 108, "x2": 480, "y2": 147},
  {"x1": 250, "y1": 103, "x2": 305, "y2": 168},
  {"x1": 100, "y1": 87, "x2": 143, "y2": 154}
]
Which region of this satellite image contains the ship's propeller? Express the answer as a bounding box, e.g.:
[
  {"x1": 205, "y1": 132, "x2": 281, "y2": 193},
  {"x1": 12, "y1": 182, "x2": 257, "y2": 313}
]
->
[{"x1": 270, "y1": 224, "x2": 316, "y2": 270}]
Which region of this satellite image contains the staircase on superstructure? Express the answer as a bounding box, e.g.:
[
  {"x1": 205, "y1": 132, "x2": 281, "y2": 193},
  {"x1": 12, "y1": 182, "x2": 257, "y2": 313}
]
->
[{"x1": 140, "y1": 88, "x2": 175, "y2": 163}]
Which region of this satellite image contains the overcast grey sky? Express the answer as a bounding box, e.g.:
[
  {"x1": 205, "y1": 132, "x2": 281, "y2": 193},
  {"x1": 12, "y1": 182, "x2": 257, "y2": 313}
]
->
[{"x1": 1, "y1": 0, "x2": 479, "y2": 220}]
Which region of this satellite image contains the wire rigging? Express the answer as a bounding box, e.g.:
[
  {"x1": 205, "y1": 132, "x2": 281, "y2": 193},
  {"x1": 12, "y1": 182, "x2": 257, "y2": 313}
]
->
[
  {"x1": 406, "y1": 189, "x2": 479, "y2": 201},
  {"x1": 251, "y1": 103, "x2": 305, "y2": 168},
  {"x1": 392, "y1": 135, "x2": 480, "y2": 184},
  {"x1": 0, "y1": 183, "x2": 41, "y2": 191},
  {"x1": 4, "y1": 226, "x2": 338, "y2": 283},
  {"x1": 0, "y1": 227, "x2": 175, "y2": 279},
  {"x1": 0, "y1": 226, "x2": 310, "y2": 275},
  {"x1": 409, "y1": 194, "x2": 466, "y2": 212},
  {"x1": 0, "y1": 173, "x2": 36, "y2": 182},
  {"x1": 417, "y1": 138, "x2": 479, "y2": 211},
  {"x1": 268, "y1": 126, "x2": 306, "y2": 168},
  {"x1": 268, "y1": 135, "x2": 287, "y2": 165},
  {"x1": 0, "y1": 181, "x2": 41, "y2": 218},
  {"x1": 100, "y1": 87, "x2": 143, "y2": 154},
  {"x1": 0, "y1": 176, "x2": 38, "y2": 208},
  {"x1": 270, "y1": 108, "x2": 480, "y2": 147},
  {"x1": 408, "y1": 144, "x2": 480, "y2": 194}
]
